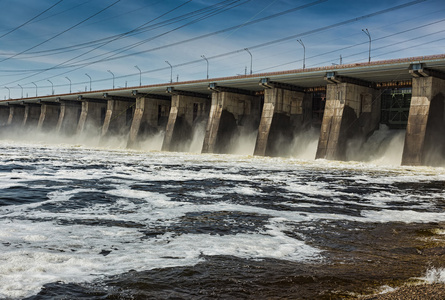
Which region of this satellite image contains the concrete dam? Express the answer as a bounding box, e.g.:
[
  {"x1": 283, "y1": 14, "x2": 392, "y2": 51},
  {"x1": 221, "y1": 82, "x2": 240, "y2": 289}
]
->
[{"x1": 1, "y1": 54, "x2": 445, "y2": 167}]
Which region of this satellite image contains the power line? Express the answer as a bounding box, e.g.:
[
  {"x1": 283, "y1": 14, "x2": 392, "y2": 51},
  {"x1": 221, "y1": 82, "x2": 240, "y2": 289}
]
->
[
  {"x1": 0, "y1": 0, "x2": 434, "y2": 92},
  {"x1": 0, "y1": 0, "x2": 122, "y2": 64},
  {"x1": 0, "y1": 0, "x2": 251, "y2": 86},
  {"x1": 0, "y1": 0, "x2": 64, "y2": 40}
]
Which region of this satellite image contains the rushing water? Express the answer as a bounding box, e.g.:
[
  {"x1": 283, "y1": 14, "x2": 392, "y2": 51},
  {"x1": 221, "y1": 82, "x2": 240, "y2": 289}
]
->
[{"x1": 1, "y1": 131, "x2": 445, "y2": 299}]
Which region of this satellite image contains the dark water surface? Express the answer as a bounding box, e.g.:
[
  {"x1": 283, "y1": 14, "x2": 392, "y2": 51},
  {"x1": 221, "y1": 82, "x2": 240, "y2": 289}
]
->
[{"x1": 1, "y1": 141, "x2": 445, "y2": 299}]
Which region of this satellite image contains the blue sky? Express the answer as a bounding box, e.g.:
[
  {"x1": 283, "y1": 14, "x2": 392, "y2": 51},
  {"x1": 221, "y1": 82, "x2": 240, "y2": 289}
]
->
[{"x1": 0, "y1": 0, "x2": 444, "y2": 99}]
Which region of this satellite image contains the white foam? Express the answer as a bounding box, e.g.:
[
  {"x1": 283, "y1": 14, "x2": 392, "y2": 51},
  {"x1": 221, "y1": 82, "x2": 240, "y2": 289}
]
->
[
  {"x1": 0, "y1": 217, "x2": 320, "y2": 299},
  {"x1": 361, "y1": 210, "x2": 445, "y2": 223},
  {"x1": 423, "y1": 268, "x2": 445, "y2": 284}
]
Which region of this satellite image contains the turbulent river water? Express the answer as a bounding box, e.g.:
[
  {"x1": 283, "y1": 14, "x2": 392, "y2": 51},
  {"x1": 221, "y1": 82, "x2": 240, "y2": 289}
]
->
[{"x1": 1, "y1": 129, "x2": 445, "y2": 299}]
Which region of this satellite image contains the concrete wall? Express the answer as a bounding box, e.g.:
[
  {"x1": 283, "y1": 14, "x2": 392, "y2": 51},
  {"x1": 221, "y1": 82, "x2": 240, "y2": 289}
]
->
[
  {"x1": 56, "y1": 102, "x2": 82, "y2": 135},
  {"x1": 7, "y1": 106, "x2": 25, "y2": 127},
  {"x1": 127, "y1": 96, "x2": 171, "y2": 148},
  {"x1": 162, "y1": 94, "x2": 209, "y2": 152},
  {"x1": 254, "y1": 87, "x2": 311, "y2": 156},
  {"x1": 37, "y1": 104, "x2": 60, "y2": 130},
  {"x1": 101, "y1": 100, "x2": 135, "y2": 137},
  {"x1": 0, "y1": 107, "x2": 9, "y2": 126},
  {"x1": 202, "y1": 91, "x2": 254, "y2": 154},
  {"x1": 316, "y1": 82, "x2": 380, "y2": 160},
  {"x1": 76, "y1": 101, "x2": 107, "y2": 135},
  {"x1": 23, "y1": 104, "x2": 41, "y2": 128},
  {"x1": 402, "y1": 76, "x2": 445, "y2": 166}
]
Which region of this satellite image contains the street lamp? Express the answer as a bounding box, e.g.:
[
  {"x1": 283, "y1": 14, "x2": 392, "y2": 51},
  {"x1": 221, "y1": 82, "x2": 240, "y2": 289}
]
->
[
  {"x1": 362, "y1": 28, "x2": 371, "y2": 63},
  {"x1": 201, "y1": 55, "x2": 209, "y2": 79},
  {"x1": 4, "y1": 86, "x2": 10, "y2": 99},
  {"x1": 65, "y1": 77, "x2": 71, "y2": 93},
  {"x1": 297, "y1": 39, "x2": 306, "y2": 69},
  {"x1": 244, "y1": 48, "x2": 252, "y2": 75},
  {"x1": 85, "y1": 73, "x2": 92, "y2": 91},
  {"x1": 135, "y1": 65, "x2": 142, "y2": 86},
  {"x1": 18, "y1": 84, "x2": 23, "y2": 98},
  {"x1": 165, "y1": 61, "x2": 173, "y2": 83},
  {"x1": 32, "y1": 82, "x2": 37, "y2": 96},
  {"x1": 107, "y1": 70, "x2": 115, "y2": 89},
  {"x1": 47, "y1": 80, "x2": 54, "y2": 95}
]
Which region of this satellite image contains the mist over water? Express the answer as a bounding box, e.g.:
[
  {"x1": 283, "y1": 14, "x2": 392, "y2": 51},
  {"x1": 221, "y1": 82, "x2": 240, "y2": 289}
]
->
[{"x1": 346, "y1": 125, "x2": 406, "y2": 166}]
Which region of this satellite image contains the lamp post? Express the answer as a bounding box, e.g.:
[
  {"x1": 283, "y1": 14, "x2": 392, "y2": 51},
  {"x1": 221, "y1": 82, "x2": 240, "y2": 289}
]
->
[
  {"x1": 107, "y1": 70, "x2": 115, "y2": 89},
  {"x1": 244, "y1": 48, "x2": 252, "y2": 75},
  {"x1": 47, "y1": 80, "x2": 54, "y2": 95},
  {"x1": 18, "y1": 84, "x2": 23, "y2": 98},
  {"x1": 135, "y1": 65, "x2": 142, "y2": 86},
  {"x1": 165, "y1": 61, "x2": 173, "y2": 83},
  {"x1": 65, "y1": 77, "x2": 71, "y2": 93},
  {"x1": 85, "y1": 73, "x2": 92, "y2": 91},
  {"x1": 201, "y1": 55, "x2": 209, "y2": 79},
  {"x1": 362, "y1": 28, "x2": 371, "y2": 63},
  {"x1": 297, "y1": 39, "x2": 306, "y2": 69},
  {"x1": 32, "y1": 82, "x2": 37, "y2": 96},
  {"x1": 4, "y1": 86, "x2": 10, "y2": 99}
]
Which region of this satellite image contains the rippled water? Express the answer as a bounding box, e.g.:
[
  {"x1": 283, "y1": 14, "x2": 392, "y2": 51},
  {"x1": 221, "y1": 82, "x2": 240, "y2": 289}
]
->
[{"x1": 1, "y1": 139, "x2": 445, "y2": 299}]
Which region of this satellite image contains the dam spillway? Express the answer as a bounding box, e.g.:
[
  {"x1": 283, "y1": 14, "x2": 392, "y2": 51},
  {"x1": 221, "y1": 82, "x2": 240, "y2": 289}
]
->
[{"x1": 2, "y1": 54, "x2": 445, "y2": 167}]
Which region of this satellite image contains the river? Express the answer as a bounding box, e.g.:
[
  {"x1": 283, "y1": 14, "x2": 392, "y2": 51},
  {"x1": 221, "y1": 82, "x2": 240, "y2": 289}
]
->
[{"x1": 0, "y1": 129, "x2": 445, "y2": 299}]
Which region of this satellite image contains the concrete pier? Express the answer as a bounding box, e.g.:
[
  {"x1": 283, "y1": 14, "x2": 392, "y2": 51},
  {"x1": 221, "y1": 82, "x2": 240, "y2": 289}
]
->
[
  {"x1": 402, "y1": 65, "x2": 445, "y2": 166},
  {"x1": 127, "y1": 92, "x2": 171, "y2": 148},
  {"x1": 316, "y1": 74, "x2": 380, "y2": 160},
  {"x1": 55, "y1": 99, "x2": 82, "y2": 135},
  {"x1": 0, "y1": 106, "x2": 9, "y2": 126},
  {"x1": 101, "y1": 94, "x2": 135, "y2": 137},
  {"x1": 254, "y1": 79, "x2": 312, "y2": 156},
  {"x1": 7, "y1": 105, "x2": 25, "y2": 127},
  {"x1": 23, "y1": 103, "x2": 42, "y2": 128},
  {"x1": 162, "y1": 88, "x2": 210, "y2": 152},
  {"x1": 202, "y1": 84, "x2": 255, "y2": 154},
  {"x1": 76, "y1": 97, "x2": 107, "y2": 135},
  {"x1": 37, "y1": 102, "x2": 60, "y2": 130}
]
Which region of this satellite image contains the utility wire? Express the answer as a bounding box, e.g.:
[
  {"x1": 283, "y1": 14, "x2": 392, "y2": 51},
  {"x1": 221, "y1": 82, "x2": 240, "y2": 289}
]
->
[
  {"x1": 0, "y1": 0, "x2": 64, "y2": 40},
  {"x1": 55, "y1": 0, "x2": 427, "y2": 69},
  {"x1": 0, "y1": 0, "x2": 433, "y2": 90},
  {"x1": 0, "y1": 0, "x2": 122, "y2": 64},
  {"x1": 0, "y1": 0, "x2": 240, "y2": 58},
  {"x1": 1, "y1": 0, "x2": 250, "y2": 86}
]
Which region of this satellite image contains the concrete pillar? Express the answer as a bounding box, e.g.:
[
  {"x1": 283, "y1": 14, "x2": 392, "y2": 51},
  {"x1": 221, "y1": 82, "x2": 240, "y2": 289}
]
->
[
  {"x1": 101, "y1": 99, "x2": 135, "y2": 137},
  {"x1": 0, "y1": 106, "x2": 9, "y2": 126},
  {"x1": 23, "y1": 104, "x2": 42, "y2": 128},
  {"x1": 76, "y1": 101, "x2": 107, "y2": 135},
  {"x1": 402, "y1": 75, "x2": 445, "y2": 166},
  {"x1": 254, "y1": 84, "x2": 311, "y2": 157},
  {"x1": 316, "y1": 77, "x2": 380, "y2": 161},
  {"x1": 162, "y1": 92, "x2": 210, "y2": 152},
  {"x1": 202, "y1": 89, "x2": 254, "y2": 154},
  {"x1": 127, "y1": 95, "x2": 171, "y2": 148},
  {"x1": 37, "y1": 103, "x2": 60, "y2": 130},
  {"x1": 7, "y1": 105, "x2": 25, "y2": 127},
  {"x1": 56, "y1": 101, "x2": 82, "y2": 135}
]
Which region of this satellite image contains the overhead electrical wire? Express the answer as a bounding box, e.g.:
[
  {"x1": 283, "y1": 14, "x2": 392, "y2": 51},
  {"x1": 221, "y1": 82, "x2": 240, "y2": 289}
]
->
[
  {"x1": 256, "y1": 17, "x2": 445, "y2": 72},
  {"x1": 0, "y1": 0, "x2": 64, "y2": 40},
  {"x1": 0, "y1": 0, "x2": 242, "y2": 58},
  {"x1": 50, "y1": 0, "x2": 427, "y2": 70},
  {"x1": 0, "y1": 0, "x2": 329, "y2": 85},
  {"x1": 31, "y1": 12, "x2": 445, "y2": 92},
  {"x1": 0, "y1": 0, "x2": 248, "y2": 87},
  {"x1": 0, "y1": 0, "x2": 435, "y2": 92},
  {"x1": 0, "y1": 0, "x2": 122, "y2": 64}
]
